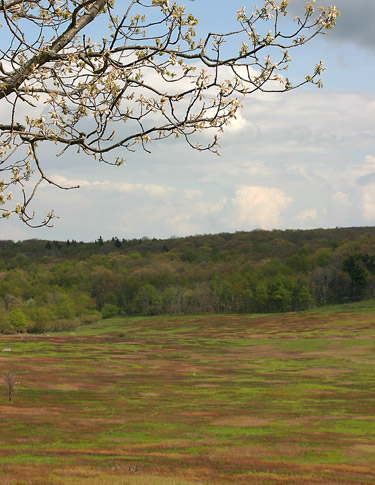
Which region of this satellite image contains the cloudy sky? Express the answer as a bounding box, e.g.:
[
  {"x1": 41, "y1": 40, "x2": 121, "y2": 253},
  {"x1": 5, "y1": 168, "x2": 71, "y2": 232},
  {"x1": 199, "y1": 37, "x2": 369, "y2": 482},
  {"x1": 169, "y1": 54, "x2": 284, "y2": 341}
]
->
[{"x1": 1, "y1": 0, "x2": 375, "y2": 241}]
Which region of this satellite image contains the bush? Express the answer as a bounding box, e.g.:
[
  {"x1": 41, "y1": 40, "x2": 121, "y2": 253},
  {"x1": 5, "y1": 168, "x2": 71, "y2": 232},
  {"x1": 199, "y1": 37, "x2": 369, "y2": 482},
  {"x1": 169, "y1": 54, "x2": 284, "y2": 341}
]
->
[
  {"x1": 101, "y1": 303, "x2": 120, "y2": 319},
  {"x1": 0, "y1": 312, "x2": 12, "y2": 334},
  {"x1": 27, "y1": 307, "x2": 51, "y2": 333},
  {"x1": 48, "y1": 318, "x2": 81, "y2": 332},
  {"x1": 10, "y1": 307, "x2": 28, "y2": 332},
  {"x1": 81, "y1": 313, "x2": 101, "y2": 324}
]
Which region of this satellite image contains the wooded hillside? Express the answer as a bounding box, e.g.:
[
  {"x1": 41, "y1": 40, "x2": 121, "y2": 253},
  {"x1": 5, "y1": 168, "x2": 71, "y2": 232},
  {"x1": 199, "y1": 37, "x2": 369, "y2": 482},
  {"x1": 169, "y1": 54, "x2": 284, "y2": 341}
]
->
[{"x1": 1, "y1": 226, "x2": 374, "y2": 333}]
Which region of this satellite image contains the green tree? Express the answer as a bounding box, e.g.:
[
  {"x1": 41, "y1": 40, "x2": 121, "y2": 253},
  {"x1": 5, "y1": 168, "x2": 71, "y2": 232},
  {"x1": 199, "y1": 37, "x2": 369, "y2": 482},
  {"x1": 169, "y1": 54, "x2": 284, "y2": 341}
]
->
[
  {"x1": 0, "y1": 0, "x2": 339, "y2": 226},
  {"x1": 211, "y1": 276, "x2": 234, "y2": 313},
  {"x1": 136, "y1": 284, "x2": 161, "y2": 315},
  {"x1": 101, "y1": 303, "x2": 120, "y2": 319},
  {"x1": 254, "y1": 281, "x2": 268, "y2": 313},
  {"x1": 292, "y1": 281, "x2": 313, "y2": 311},
  {"x1": 315, "y1": 248, "x2": 332, "y2": 267},
  {"x1": 162, "y1": 286, "x2": 180, "y2": 314},
  {"x1": 27, "y1": 307, "x2": 51, "y2": 333},
  {"x1": 91, "y1": 267, "x2": 121, "y2": 309},
  {"x1": 181, "y1": 249, "x2": 199, "y2": 263},
  {"x1": 342, "y1": 255, "x2": 369, "y2": 300},
  {"x1": 0, "y1": 309, "x2": 11, "y2": 333},
  {"x1": 268, "y1": 276, "x2": 293, "y2": 312},
  {"x1": 10, "y1": 307, "x2": 28, "y2": 332},
  {"x1": 286, "y1": 253, "x2": 311, "y2": 274},
  {"x1": 241, "y1": 288, "x2": 254, "y2": 313}
]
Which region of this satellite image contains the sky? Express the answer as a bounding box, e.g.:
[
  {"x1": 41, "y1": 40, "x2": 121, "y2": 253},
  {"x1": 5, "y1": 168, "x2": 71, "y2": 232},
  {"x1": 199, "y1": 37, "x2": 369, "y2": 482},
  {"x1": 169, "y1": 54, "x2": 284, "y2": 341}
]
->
[{"x1": 1, "y1": 0, "x2": 375, "y2": 242}]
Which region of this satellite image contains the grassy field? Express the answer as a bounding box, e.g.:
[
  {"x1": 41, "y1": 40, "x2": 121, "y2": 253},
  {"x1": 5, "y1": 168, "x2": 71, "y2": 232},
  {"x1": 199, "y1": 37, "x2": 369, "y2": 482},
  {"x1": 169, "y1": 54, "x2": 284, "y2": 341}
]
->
[{"x1": 1, "y1": 301, "x2": 375, "y2": 484}]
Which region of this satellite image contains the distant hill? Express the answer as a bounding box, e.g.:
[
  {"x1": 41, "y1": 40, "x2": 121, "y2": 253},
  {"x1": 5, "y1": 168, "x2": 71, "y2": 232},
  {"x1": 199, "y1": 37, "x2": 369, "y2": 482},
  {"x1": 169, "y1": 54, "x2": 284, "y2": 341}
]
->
[{"x1": 1, "y1": 226, "x2": 375, "y2": 333}]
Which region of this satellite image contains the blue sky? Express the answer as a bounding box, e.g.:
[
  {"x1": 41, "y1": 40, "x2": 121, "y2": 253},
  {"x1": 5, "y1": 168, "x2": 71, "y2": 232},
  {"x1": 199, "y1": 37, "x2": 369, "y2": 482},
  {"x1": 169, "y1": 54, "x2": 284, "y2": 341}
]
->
[{"x1": 1, "y1": 0, "x2": 375, "y2": 241}]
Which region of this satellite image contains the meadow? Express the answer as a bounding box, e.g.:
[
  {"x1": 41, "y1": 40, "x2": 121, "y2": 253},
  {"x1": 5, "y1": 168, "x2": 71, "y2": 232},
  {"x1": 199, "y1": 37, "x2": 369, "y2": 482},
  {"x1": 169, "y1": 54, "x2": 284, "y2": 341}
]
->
[{"x1": 1, "y1": 301, "x2": 375, "y2": 484}]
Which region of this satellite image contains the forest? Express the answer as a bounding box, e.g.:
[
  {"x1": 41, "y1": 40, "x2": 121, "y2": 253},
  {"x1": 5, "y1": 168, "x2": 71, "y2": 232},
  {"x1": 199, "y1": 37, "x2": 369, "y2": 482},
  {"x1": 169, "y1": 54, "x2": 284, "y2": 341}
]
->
[{"x1": 0, "y1": 226, "x2": 374, "y2": 334}]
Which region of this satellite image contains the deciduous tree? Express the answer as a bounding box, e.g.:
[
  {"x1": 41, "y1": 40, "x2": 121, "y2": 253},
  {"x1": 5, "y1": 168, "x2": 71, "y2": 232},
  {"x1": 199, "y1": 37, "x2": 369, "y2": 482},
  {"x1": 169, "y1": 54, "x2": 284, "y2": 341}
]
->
[{"x1": 0, "y1": 0, "x2": 339, "y2": 225}]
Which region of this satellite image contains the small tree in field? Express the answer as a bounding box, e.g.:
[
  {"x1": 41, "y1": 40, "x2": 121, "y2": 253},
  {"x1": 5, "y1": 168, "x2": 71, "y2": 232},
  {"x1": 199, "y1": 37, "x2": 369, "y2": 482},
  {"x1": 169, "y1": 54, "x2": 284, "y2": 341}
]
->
[
  {"x1": 2, "y1": 371, "x2": 19, "y2": 403},
  {"x1": 0, "y1": 0, "x2": 339, "y2": 226}
]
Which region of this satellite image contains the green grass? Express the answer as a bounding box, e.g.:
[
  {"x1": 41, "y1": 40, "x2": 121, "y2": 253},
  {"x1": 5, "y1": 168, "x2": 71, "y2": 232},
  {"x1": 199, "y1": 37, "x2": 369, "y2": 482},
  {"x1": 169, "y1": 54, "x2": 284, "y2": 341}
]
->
[{"x1": 1, "y1": 301, "x2": 375, "y2": 483}]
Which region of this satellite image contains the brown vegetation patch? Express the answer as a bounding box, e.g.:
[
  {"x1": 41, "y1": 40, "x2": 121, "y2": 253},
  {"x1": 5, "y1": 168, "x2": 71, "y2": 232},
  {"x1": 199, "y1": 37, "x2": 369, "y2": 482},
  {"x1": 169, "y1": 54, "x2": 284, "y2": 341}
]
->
[
  {"x1": 68, "y1": 417, "x2": 129, "y2": 426},
  {"x1": 179, "y1": 411, "x2": 216, "y2": 418},
  {"x1": 296, "y1": 367, "x2": 351, "y2": 378},
  {"x1": 0, "y1": 405, "x2": 61, "y2": 416},
  {"x1": 282, "y1": 415, "x2": 316, "y2": 426},
  {"x1": 209, "y1": 444, "x2": 275, "y2": 461},
  {"x1": 305, "y1": 389, "x2": 335, "y2": 396},
  {"x1": 212, "y1": 415, "x2": 271, "y2": 427},
  {"x1": 210, "y1": 442, "x2": 305, "y2": 461},
  {"x1": 125, "y1": 440, "x2": 192, "y2": 450},
  {"x1": 348, "y1": 444, "x2": 375, "y2": 457},
  {"x1": 265, "y1": 379, "x2": 290, "y2": 384},
  {"x1": 45, "y1": 383, "x2": 81, "y2": 391},
  {"x1": 195, "y1": 383, "x2": 220, "y2": 388},
  {"x1": 0, "y1": 357, "x2": 20, "y2": 363}
]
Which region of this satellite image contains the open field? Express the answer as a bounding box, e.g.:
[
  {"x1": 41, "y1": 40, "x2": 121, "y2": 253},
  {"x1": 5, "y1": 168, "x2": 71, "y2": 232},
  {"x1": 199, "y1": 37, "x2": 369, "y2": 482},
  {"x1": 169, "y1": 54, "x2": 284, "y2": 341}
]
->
[{"x1": 1, "y1": 301, "x2": 375, "y2": 484}]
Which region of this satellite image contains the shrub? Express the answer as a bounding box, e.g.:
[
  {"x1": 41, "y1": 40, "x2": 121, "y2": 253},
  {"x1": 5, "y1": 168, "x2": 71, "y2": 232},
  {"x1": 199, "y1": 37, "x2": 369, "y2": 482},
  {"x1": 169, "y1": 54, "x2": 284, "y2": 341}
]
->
[
  {"x1": 10, "y1": 307, "x2": 28, "y2": 332},
  {"x1": 48, "y1": 318, "x2": 81, "y2": 332},
  {"x1": 101, "y1": 303, "x2": 120, "y2": 319},
  {"x1": 81, "y1": 313, "x2": 101, "y2": 324}
]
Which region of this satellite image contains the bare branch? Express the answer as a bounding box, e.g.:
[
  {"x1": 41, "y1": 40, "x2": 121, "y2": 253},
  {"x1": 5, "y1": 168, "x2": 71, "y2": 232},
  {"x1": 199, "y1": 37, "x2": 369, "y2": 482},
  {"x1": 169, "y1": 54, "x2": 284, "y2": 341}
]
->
[
  {"x1": 0, "y1": 0, "x2": 340, "y2": 226},
  {"x1": 2, "y1": 371, "x2": 19, "y2": 403}
]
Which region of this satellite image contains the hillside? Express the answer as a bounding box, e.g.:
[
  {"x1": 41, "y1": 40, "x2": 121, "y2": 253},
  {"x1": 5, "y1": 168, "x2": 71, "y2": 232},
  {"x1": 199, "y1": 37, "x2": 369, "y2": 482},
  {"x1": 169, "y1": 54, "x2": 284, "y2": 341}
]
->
[{"x1": 0, "y1": 226, "x2": 375, "y2": 333}]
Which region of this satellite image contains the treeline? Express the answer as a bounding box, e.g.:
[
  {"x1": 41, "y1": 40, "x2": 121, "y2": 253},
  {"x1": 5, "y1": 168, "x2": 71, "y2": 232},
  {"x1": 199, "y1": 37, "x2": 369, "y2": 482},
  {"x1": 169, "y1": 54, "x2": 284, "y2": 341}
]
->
[{"x1": 0, "y1": 227, "x2": 375, "y2": 333}]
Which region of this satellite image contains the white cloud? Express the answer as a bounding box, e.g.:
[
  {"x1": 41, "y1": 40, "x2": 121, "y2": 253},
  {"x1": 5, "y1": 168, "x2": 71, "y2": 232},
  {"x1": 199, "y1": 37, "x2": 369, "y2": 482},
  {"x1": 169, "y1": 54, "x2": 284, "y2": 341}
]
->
[
  {"x1": 203, "y1": 92, "x2": 375, "y2": 183},
  {"x1": 183, "y1": 189, "x2": 204, "y2": 200},
  {"x1": 364, "y1": 154, "x2": 375, "y2": 166},
  {"x1": 48, "y1": 178, "x2": 181, "y2": 200},
  {"x1": 2, "y1": 66, "x2": 374, "y2": 240},
  {"x1": 332, "y1": 192, "x2": 350, "y2": 205},
  {"x1": 113, "y1": 182, "x2": 175, "y2": 199},
  {"x1": 224, "y1": 111, "x2": 248, "y2": 133},
  {"x1": 295, "y1": 208, "x2": 319, "y2": 223},
  {"x1": 362, "y1": 185, "x2": 375, "y2": 221},
  {"x1": 196, "y1": 198, "x2": 227, "y2": 216},
  {"x1": 340, "y1": 154, "x2": 375, "y2": 188},
  {"x1": 230, "y1": 186, "x2": 292, "y2": 229}
]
